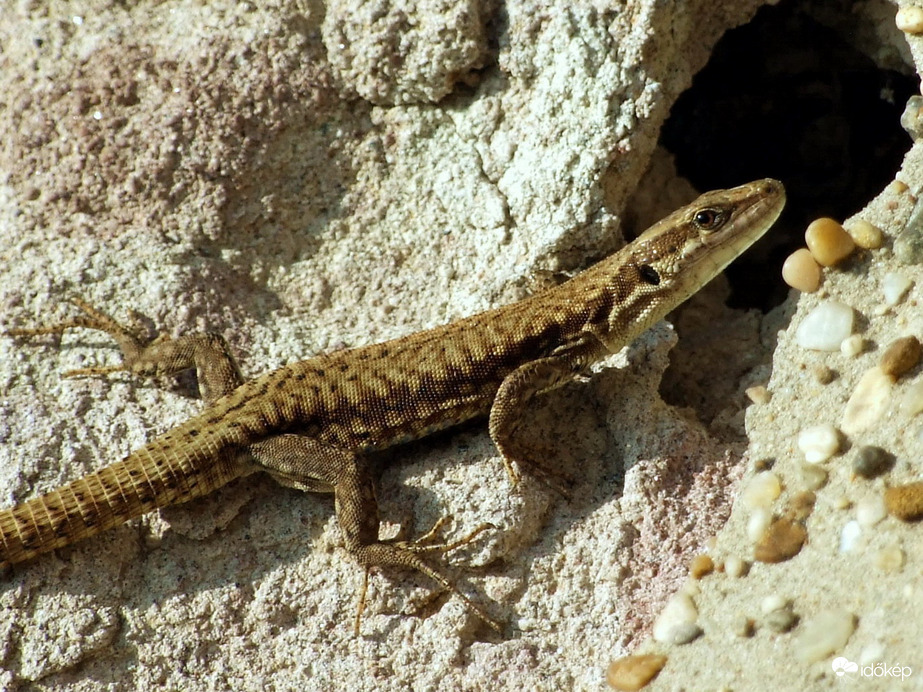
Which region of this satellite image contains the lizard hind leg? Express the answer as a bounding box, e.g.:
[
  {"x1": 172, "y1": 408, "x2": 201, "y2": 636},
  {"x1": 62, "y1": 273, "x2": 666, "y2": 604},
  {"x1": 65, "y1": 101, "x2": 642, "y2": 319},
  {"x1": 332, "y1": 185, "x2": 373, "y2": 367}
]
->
[{"x1": 251, "y1": 435, "x2": 502, "y2": 633}]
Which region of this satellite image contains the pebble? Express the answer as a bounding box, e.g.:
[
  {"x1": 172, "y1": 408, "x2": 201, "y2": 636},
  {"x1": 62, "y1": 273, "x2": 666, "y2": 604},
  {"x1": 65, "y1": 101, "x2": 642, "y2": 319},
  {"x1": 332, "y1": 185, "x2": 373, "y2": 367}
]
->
[
  {"x1": 856, "y1": 495, "x2": 888, "y2": 527},
  {"x1": 740, "y1": 472, "x2": 782, "y2": 509},
  {"x1": 839, "y1": 520, "x2": 862, "y2": 553},
  {"x1": 794, "y1": 609, "x2": 856, "y2": 663},
  {"x1": 899, "y1": 380, "x2": 923, "y2": 416},
  {"x1": 760, "y1": 594, "x2": 789, "y2": 614},
  {"x1": 879, "y1": 336, "x2": 921, "y2": 378},
  {"x1": 901, "y1": 95, "x2": 923, "y2": 139},
  {"x1": 754, "y1": 517, "x2": 807, "y2": 563},
  {"x1": 745, "y1": 385, "x2": 771, "y2": 404},
  {"x1": 723, "y1": 555, "x2": 747, "y2": 578},
  {"x1": 840, "y1": 334, "x2": 864, "y2": 357},
  {"x1": 875, "y1": 545, "x2": 906, "y2": 572},
  {"x1": 841, "y1": 367, "x2": 894, "y2": 434},
  {"x1": 805, "y1": 218, "x2": 856, "y2": 266},
  {"x1": 782, "y1": 249, "x2": 822, "y2": 292},
  {"x1": 881, "y1": 272, "x2": 913, "y2": 306},
  {"x1": 894, "y1": 201, "x2": 923, "y2": 264},
  {"x1": 846, "y1": 219, "x2": 884, "y2": 249},
  {"x1": 852, "y1": 446, "x2": 893, "y2": 479},
  {"x1": 688, "y1": 554, "x2": 714, "y2": 579},
  {"x1": 884, "y1": 481, "x2": 923, "y2": 520},
  {"x1": 795, "y1": 301, "x2": 854, "y2": 351},
  {"x1": 897, "y1": 6, "x2": 923, "y2": 33},
  {"x1": 606, "y1": 654, "x2": 667, "y2": 691},
  {"x1": 732, "y1": 615, "x2": 755, "y2": 638},
  {"x1": 652, "y1": 593, "x2": 701, "y2": 645},
  {"x1": 798, "y1": 463, "x2": 828, "y2": 490},
  {"x1": 764, "y1": 607, "x2": 798, "y2": 634},
  {"x1": 797, "y1": 424, "x2": 840, "y2": 463},
  {"x1": 747, "y1": 508, "x2": 773, "y2": 543},
  {"x1": 787, "y1": 491, "x2": 816, "y2": 521},
  {"x1": 811, "y1": 364, "x2": 836, "y2": 384}
]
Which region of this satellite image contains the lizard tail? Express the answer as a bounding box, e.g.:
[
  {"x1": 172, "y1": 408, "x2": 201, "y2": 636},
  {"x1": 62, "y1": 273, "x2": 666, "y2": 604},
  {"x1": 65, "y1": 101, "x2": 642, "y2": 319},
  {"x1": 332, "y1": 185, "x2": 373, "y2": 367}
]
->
[{"x1": 0, "y1": 427, "x2": 248, "y2": 569}]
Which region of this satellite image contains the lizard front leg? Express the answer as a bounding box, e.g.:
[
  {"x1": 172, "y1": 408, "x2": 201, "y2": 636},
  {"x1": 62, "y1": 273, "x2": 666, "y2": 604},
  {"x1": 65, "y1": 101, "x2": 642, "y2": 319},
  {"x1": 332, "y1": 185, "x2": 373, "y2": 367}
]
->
[
  {"x1": 251, "y1": 435, "x2": 502, "y2": 633},
  {"x1": 488, "y1": 333, "x2": 605, "y2": 490}
]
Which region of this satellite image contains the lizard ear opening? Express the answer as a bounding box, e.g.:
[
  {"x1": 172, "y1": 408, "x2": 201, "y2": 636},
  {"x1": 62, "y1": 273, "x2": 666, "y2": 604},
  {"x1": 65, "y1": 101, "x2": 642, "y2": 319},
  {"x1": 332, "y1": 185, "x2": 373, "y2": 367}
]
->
[{"x1": 638, "y1": 264, "x2": 661, "y2": 285}]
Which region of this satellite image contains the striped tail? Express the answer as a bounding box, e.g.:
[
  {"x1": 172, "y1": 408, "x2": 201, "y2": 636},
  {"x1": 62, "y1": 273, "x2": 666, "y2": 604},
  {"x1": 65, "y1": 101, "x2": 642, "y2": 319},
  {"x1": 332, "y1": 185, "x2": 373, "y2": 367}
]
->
[{"x1": 0, "y1": 427, "x2": 248, "y2": 568}]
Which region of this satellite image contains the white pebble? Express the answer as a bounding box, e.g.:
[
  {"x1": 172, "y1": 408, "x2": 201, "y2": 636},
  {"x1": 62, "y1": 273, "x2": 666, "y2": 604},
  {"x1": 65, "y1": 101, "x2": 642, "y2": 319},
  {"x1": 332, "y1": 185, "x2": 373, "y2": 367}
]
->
[
  {"x1": 856, "y1": 495, "x2": 888, "y2": 527},
  {"x1": 795, "y1": 301, "x2": 854, "y2": 351},
  {"x1": 747, "y1": 508, "x2": 773, "y2": 543},
  {"x1": 839, "y1": 520, "x2": 862, "y2": 553},
  {"x1": 899, "y1": 379, "x2": 923, "y2": 417},
  {"x1": 760, "y1": 594, "x2": 789, "y2": 614},
  {"x1": 724, "y1": 556, "x2": 746, "y2": 577},
  {"x1": 797, "y1": 424, "x2": 840, "y2": 463},
  {"x1": 858, "y1": 641, "x2": 886, "y2": 666},
  {"x1": 653, "y1": 593, "x2": 701, "y2": 645},
  {"x1": 897, "y1": 6, "x2": 923, "y2": 33},
  {"x1": 841, "y1": 367, "x2": 894, "y2": 434},
  {"x1": 740, "y1": 472, "x2": 782, "y2": 509},
  {"x1": 795, "y1": 609, "x2": 856, "y2": 663},
  {"x1": 882, "y1": 272, "x2": 913, "y2": 306},
  {"x1": 840, "y1": 334, "x2": 864, "y2": 357}
]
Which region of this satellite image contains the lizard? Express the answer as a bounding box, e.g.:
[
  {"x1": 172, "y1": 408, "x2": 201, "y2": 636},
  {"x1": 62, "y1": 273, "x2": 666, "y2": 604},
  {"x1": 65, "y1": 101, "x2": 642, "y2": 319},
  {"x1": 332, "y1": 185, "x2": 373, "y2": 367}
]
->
[{"x1": 1, "y1": 178, "x2": 785, "y2": 633}]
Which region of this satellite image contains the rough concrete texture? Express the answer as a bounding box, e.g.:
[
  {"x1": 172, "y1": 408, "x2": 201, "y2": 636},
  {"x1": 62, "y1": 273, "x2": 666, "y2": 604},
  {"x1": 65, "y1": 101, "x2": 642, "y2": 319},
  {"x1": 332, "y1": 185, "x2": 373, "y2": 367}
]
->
[{"x1": 0, "y1": 0, "x2": 917, "y2": 690}]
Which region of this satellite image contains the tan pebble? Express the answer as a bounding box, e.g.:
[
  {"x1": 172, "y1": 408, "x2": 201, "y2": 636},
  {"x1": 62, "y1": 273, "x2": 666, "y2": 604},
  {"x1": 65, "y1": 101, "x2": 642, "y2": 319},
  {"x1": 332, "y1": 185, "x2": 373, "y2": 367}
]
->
[
  {"x1": 754, "y1": 517, "x2": 807, "y2": 563},
  {"x1": 732, "y1": 615, "x2": 755, "y2": 638},
  {"x1": 798, "y1": 463, "x2": 828, "y2": 491},
  {"x1": 745, "y1": 385, "x2": 771, "y2": 404},
  {"x1": 764, "y1": 607, "x2": 798, "y2": 633},
  {"x1": 841, "y1": 367, "x2": 894, "y2": 434},
  {"x1": 795, "y1": 609, "x2": 856, "y2": 663},
  {"x1": 846, "y1": 219, "x2": 884, "y2": 249},
  {"x1": 782, "y1": 248, "x2": 822, "y2": 292},
  {"x1": 805, "y1": 217, "x2": 856, "y2": 266},
  {"x1": 811, "y1": 364, "x2": 836, "y2": 384},
  {"x1": 874, "y1": 545, "x2": 906, "y2": 572},
  {"x1": 787, "y1": 491, "x2": 816, "y2": 521},
  {"x1": 880, "y1": 336, "x2": 921, "y2": 378},
  {"x1": 689, "y1": 554, "x2": 714, "y2": 579},
  {"x1": 606, "y1": 654, "x2": 667, "y2": 691},
  {"x1": 900, "y1": 380, "x2": 923, "y2": 417},
  {"x1": 897, "y1": 6, "x2": 923, "y2": 33},
  {"x1": 884, "y1": 481, "x2": 923, "y2": 520},
  {"x1": 891, "y1": 179, "x2": 910, "y2": 194},
  {"x1": 840, "y1": 334, "x2": 865, "y2": 357},
  {"x1": 741, "y1": 471, "x2": 782, "y2": 509}
]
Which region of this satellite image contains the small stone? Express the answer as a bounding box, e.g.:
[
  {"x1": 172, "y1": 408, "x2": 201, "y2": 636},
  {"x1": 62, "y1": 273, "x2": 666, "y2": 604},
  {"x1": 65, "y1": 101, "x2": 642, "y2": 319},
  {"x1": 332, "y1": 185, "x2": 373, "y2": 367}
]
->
[
  {"x1": 745, "y1": 385, "x2": 771, "y2": 404},
  {"x1": 884, "y1": 481, "x2": 923, "y2": 520},
  {"x1": 786, "y1": 491, "x2": 816, "y2": 521},
  {"x1": 747, "y1": 508, "x2": 773, "y2": 543},
  {"x1": 881, "y1": 272, "x2": 913, "y2": 306},
  {"x1": 740, "y1": 471, "x2": 782, "y2": 509},
  {"x1": 805, "y1": 218, "x2": 856, "y2": 266},
  {"x1": 754, "y1": 518, "x2": 807, "y2": 563},
  {"x1": 852, "y1": 446, "x2": 894, "y2": 479},
  {"x1": 782, "y1": 248, "x2": 822, "y2": 292},
  {"x1": 879, "y1": 336, "x2": 921, "y2": 378},
  {"x1": 901, "y1": 95, "x2": 923, "y2": 139},
  {"x1": 894, "y1": 201, "x2": 923, "y2": 264},
  {"x1": 797, "y1": 424, "x2": 840, "y2": 463},
  {"x1": 760, "y1": 594, "x2": 789, "y2": 614},
  {"x1": 795, "y1": 301, "x2": 854, "y2": 351},
  {"x1": 764, "y1": 607, "x2": 798, "y2": 633},
  {"x1": 731, "y1": 615, "x2": 755, "y2": 638},
  {"x1": 839, "y1": 520, "x2": 862, "y2": 553},
  {"x1": 841, "y1": 367, "x2": 894, "y2": 434},
  {"x1": 897, "y1": 6, "x2": 923, "y2": 33},
  {"x1": 874, "y1": 545, "x2": 906, "y2": 572},
  {"x1": 606, "y1": 654, "x2": 667, "y2": 691},
  {"x1": 846, "y1": 219, "x2": 884, "y2": 249},
  {"x1": 840, "y1": 334, "x2": 865, "y2": 357},
  {"x1": 688, "y1": 554, "x2": 714, "y2": 579},
  {"x1": 899, "y1": 380, "x2": 923, "y2": 417},
  {"x1": 653, "y1": 593, "x2": 700, "y2": 645},
  {"x1": 798, "y1": 463, "x2": 828, "y2": 490},
  {"x1": 794, "y1": 609, "x2": 856, "y2": 663},
  {"x1": 811, "y1": 364, "x2": 836, "y2": 384},
  {"x1": 723, "y1": 556, "x2": 747, "y2": 578},
  {"x1": 856, "y1": 495, "x2": 888, "y2": 527}
]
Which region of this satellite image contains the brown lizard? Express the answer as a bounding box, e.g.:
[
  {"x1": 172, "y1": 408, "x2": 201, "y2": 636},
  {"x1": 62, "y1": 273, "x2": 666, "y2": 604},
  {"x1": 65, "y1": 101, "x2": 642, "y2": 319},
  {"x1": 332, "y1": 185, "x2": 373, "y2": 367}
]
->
[{"x1": 1, "y1": 179, "x2": 785, "y2": 632}]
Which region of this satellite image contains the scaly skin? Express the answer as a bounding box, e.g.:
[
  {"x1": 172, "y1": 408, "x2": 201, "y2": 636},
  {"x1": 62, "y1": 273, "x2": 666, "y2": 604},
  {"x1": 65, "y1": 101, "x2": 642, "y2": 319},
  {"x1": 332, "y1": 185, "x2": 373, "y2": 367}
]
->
[{"x1": 1, "y1": 179, "x2": 785, "y2": 631}]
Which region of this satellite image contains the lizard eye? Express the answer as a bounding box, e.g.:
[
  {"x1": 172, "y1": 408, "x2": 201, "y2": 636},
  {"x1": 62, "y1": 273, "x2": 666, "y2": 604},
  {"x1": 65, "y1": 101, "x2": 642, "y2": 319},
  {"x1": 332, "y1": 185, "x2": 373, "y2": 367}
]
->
[{"x1": 693, "y1": 208, "x2": 724, "y2": 231}]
